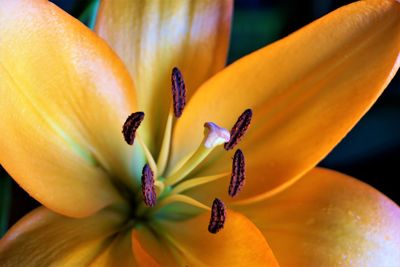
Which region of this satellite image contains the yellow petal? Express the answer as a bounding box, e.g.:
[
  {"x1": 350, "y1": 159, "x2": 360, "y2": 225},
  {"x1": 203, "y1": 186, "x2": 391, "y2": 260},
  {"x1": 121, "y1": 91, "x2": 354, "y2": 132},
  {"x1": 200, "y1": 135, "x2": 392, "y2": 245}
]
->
[
  {"x1": 95, "y1": 0, "x2": 233, "y2": 151},
  {"x1": 0, "y1": 0, "x2": 139, "y2": 217},
  {"x1": 170, "y1": 0, "x2": 400, "y2": 201},
  {"x1": 90, "y1": 230, "x2": 137, "y2": 267},
  {"x1": 133, "y1": 211, "x2": 279, "y2": 266},
  {"x1": 50, "y1": 238, "x2": 113, "y2": 266},
  {"x1": 0, "y1": 206, "x2": 127, "y2": 266},
  {"x1": 235, "y1": 168, "x2": 400, "y2": 267}
]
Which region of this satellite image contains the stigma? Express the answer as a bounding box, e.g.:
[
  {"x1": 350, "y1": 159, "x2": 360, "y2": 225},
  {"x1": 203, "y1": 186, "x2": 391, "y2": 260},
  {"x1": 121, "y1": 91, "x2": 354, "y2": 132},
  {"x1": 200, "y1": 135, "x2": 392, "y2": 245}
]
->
[{"x1": 203, "y1": 122, "x2": 231, "y2": 149}]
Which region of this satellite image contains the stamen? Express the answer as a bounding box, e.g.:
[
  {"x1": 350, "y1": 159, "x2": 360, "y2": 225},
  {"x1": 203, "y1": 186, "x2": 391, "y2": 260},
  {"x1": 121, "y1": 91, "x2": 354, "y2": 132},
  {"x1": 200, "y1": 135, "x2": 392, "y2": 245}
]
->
[
  {"x1": 229, "y1": 149, "x2": 245, "y2": 197},
  {"x1": 171, "y1": 67, "x2": 186, "y2": 118},
  {"x1": 141, "y1": 164, "x2": 156, "y2": 207},
  {"x1": 208, "y1": 198, "x2": 226, "y2": 234},
  {"x1": 122, "y1": 112, "x2": 145, "y2": 145},
  {"x1": 224, "y1": 109, "x2": 253, "y2": 150}
]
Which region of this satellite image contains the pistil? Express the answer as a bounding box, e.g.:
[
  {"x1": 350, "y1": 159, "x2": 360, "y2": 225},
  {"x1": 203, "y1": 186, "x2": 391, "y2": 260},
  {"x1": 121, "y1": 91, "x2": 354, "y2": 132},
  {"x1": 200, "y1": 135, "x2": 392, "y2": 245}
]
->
[{"x1": 164, "y1": 122, "x2": 230, "y2": 186}]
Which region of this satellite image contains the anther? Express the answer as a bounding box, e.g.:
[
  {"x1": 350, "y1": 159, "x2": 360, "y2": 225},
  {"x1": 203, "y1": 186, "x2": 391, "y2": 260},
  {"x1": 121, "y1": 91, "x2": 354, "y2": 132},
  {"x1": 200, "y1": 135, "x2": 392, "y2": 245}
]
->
[
  {"x1": 224, "y1": 109, "x2": 253, "y2": 150},
  {"x1": 141, "y1": 164, "x2": 157, "y2": 207},
  {"x1": 229, "y1": 149, "x2": 245, "y2": 197},
  {"x1": 122, "y1": 112, "x2": 145, "y2": 145},
  {"x1": 208, "y1": 198, "x2": 226, "y2": 234},
  {"x1": 171, "y1": 67, "x2": 186, "y2": 118}
]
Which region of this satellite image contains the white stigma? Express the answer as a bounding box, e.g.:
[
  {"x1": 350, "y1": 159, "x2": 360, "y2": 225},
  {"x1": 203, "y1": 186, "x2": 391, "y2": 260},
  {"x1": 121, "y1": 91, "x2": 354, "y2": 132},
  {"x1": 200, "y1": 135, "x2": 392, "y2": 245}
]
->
[{"x1": 203, "y1": 122, "x2": 230, "y2": 149}]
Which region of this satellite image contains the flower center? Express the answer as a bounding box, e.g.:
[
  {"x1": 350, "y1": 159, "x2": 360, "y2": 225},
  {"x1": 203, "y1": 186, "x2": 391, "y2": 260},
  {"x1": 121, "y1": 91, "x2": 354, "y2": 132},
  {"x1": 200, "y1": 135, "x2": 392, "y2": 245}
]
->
[{"x1": 122, "y1": 67, "x2": 252, "y2": 234}]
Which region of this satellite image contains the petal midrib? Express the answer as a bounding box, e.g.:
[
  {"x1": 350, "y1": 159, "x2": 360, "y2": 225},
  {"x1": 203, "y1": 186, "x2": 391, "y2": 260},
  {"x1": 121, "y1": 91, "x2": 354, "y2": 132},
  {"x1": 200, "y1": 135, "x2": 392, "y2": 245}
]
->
[
  {"x1": 249, "y1": 8, "x2": 397, "y2": 142},
  {"x1": 237, "y1": 8, "x2": 398, "y2": 161},
  {"x1": 0, "y1": 62, "x2": 103, "y2": 169}
]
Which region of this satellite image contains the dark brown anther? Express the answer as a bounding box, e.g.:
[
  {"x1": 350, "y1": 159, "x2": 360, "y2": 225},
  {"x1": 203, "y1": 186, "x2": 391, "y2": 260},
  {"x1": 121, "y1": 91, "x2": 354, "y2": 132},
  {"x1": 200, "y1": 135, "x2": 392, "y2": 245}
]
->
[
  {"x1": 171, "y1": 67, "x2": 186, "y2": 118},
  {"x1": 229, "y1": 149, "x2": 245, "y2": 197},
  {"x1": 208, "y1": 198, "x2": 226, "y2": 234},
  {"x1": 224, "y1": 109, "x2": 253, "y2": 150},
  {"x1": 122, "y1": 112, "x2": 145, "y2": 145},
  {"x1": 141, "y1": 164, "x2": 156, "y2": 207}
]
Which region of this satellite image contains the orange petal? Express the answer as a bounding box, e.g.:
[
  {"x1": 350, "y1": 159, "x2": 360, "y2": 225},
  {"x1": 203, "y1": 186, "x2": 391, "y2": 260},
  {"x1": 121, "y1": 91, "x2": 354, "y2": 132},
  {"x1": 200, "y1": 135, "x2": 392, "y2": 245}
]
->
[
  {"x1": 170, "y1": 0, "x2": 400, "y2": 201},
  {"x1": 0, "y1": 0, "x2": 139, "y2": 217},
  {"x1": 133, "y1": 210, "x2": 279, "y2": 266},
  {"x1": 95, "y1": 0, "x2": 233, "y2": 151},
  {"x1": 0, "y1": 206, "x2": 127, "y2": 266},
  {"x1": 235, "y1": 168, "x2": 400, "y2": 267}
]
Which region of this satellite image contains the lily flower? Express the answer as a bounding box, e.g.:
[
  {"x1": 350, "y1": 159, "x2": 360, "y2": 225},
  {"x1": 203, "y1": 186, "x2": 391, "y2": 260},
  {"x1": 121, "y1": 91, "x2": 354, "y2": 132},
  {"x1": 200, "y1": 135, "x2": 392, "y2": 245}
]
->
[{"x1": 1, "y1": 0, "x2": 400, "y2": 266}]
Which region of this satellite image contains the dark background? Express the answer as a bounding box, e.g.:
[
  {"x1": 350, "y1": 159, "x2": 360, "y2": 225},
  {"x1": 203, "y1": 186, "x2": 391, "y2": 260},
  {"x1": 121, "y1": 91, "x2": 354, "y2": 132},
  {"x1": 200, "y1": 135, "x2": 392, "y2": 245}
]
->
[{"x1": 1, "y1": 0, "x2": 399, "y2": 236}]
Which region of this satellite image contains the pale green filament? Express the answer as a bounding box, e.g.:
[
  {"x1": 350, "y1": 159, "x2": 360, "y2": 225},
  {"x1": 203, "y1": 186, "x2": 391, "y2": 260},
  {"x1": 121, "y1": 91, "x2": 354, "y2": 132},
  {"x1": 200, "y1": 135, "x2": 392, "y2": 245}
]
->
[
  {"x1": 170, "y1": 173, "x2": 229, "y2": 195},
  {"x1": 155, "y1": 194, "x2": 210, "y2": 213},
  {"x1": 154, "y1": 180, "x2": 165, "y2": 196},
  {"x1": 156, "y1": 110, "x2": 173, "y2": 175},
  {"x1": 137, "y1": 134, "x2": 158, "y2": 177}
]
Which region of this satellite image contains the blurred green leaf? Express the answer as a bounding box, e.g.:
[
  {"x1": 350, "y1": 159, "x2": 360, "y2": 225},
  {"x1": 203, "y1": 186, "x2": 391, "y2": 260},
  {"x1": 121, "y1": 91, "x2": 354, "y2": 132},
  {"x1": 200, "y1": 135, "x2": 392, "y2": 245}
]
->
[
  {"x1": 228, "y1": 8, "x2": 285, "y2": 63},
  {"x1": 321, "y1": 104, "x2": 400, "y2": 166},
  {"x1": 51, "y1": 0, "x2": 99, "y2": 29},
  {"x1": 0, "y1": 171, "x2": 12, "y2": 237},
  {"x1": 78, "y1": 0, "x2": 100, "y2": 29}
]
